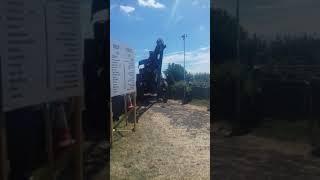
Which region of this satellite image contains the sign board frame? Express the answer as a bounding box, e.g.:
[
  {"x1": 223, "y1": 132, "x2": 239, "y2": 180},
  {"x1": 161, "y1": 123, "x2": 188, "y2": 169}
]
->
[
  {"x1": 0, "y1": 0, "x2": 48, "y2": 112},
  {"x1": 45, "y1": 0, "x2": 84, "y2": 102},
  {"x1": 0, "y1": 1, "x2": 84, "y2": 180},
  {"x1": 110, "y1": 40, "x2": 137, "y2": 145},
  {"x1": 0, "y1": 0, "x2": 84, "y2": 112},
  {"x1": 110, "y1": 40, "x2": 136, "y2": 97},
  {"x1": 110, "y1": 92, "x2": 137, "y2": 145}
]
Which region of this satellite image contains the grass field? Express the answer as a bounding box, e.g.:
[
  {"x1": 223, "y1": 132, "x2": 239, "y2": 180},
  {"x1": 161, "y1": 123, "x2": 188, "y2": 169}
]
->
[
  {"x1": 111, "y1": 100, "x2": 210, "y2": 179},
  {"x1": 252, "y1": 119, "x2": 320, "y2": 145},
  {"x1": 189, "y1": 98, "x2": 210, "y2": 107}
]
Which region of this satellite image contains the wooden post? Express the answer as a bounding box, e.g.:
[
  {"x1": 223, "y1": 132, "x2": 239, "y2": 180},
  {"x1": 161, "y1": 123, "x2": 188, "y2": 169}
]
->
[
  {"x1": 124, "y1": 95, "x2": 128, "y2": 126},
  {"x1": 110, "y1": 97, "x2": 113, "y2": 146},
  {"x1": 135, "y1": 92, "x2": 138, "y2": 124},
  {"x1": 308, "y1": 82, "x2": 315, "y2": 146},
  {"x1": 0, "y1": 112, "x2": 8, "y2": 180},
  {"x1": 72, "y1": 97, "x2": 83, "y2": 180},
  {"x1": 133, "y1": 92, "x2": 137, "y2": 131},
  {"x1": 44, "y1": 103, "x2": 54, "y2": 180}
]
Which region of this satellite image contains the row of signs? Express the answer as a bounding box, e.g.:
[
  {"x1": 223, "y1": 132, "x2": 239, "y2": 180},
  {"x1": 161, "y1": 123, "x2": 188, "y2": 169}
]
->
[{"x1": 0, "y1": 0, "x2": 83, "y2": 111}]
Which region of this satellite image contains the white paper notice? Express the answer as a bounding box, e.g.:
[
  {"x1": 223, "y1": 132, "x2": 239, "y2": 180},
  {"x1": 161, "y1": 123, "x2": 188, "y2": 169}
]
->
[
  {"x1": 110, "y1": 40, "x2": 136, "y2": 97},
  {"x1": 0, "y1": 0, "x2": 47, "y2": 111},
  {"x1": 46, "y1": 0, "x2": 83, "y2": 101}
]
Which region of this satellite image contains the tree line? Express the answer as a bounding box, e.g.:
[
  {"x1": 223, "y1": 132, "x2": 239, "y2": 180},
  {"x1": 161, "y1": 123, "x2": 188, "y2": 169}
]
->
[
  {"x1": 212, "y1": 8, "x2": 320, "y2": 66},
  {"x1": 164, "y1": 63, "x2": 210, "y2": 88}
]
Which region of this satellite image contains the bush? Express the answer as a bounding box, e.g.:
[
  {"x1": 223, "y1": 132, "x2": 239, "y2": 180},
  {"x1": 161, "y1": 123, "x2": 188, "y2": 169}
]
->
[
  {"x1": 164, "y1": 63, "x2": 187, "y2": 86},
  {"x1": 213, "y1": 62, "x2": 261, "y2": 121},
  {"x1": 213, "y1": 62, "x2": 258, "y2": 97},
  {"x1": 192, "y1": 73, "x2": 210, "y2": 88},
  {"x1": 191, "y1": 86, "x2": 210, "y2": 99},
  {"x1": 168, "y1": 81, "x2": 192, "y2": 100}
]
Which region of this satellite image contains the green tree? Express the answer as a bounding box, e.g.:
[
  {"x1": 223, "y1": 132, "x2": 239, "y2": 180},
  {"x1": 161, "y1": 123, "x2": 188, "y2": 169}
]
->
[
  {"x1": 212, "y1": 8, "x2": 249, "y2": 64},
  {"x1": 186, "y1": 72, "x2": 194, "y2": 82},
  {"x1": 163, "y1": 63, "x2": 187, "y2": 85},
  {"x1": 192, "y1": 73, "x2": 210, "y2": 87}
]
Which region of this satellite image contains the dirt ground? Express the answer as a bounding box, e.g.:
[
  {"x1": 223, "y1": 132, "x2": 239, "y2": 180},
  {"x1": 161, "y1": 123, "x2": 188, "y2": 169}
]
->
[
  {"x1": 110, "y1": 100, "x2": 210, "y2": 180},
  {"x1": 212, "y1": 121, "x2": 320, "y2": 180},
  {"x1": 84, "y1": 98, "x2": 320, "y2": 180}
]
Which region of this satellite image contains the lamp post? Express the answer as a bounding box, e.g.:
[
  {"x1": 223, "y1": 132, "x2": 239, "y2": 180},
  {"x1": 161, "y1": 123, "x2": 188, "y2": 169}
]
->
[{"x1": 182, "y1": 34, "x2": 187, "y2": 104}]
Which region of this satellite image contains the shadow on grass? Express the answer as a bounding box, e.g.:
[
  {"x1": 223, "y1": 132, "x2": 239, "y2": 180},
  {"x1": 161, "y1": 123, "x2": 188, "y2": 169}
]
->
[
  {"x1": 189, "y1": 98, "x2": 210, "y2": 107},
  {"x1": 252, "y1": 119, "x2": 313, "y2": 143}
]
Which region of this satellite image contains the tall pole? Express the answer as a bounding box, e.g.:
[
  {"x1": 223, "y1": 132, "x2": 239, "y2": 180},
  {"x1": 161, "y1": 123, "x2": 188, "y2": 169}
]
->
[
  {"x1": 235, "y1": 0, "x2": 241, "y2": 130},
  {"x1": 182, "y1": 34, "x2": 187, "y2": 103}
]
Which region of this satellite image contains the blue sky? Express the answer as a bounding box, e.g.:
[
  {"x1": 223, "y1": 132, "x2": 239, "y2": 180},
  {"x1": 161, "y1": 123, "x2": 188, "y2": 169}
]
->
[{"x1": 110, "y1": 0, "x2": 210, "y2": 74}]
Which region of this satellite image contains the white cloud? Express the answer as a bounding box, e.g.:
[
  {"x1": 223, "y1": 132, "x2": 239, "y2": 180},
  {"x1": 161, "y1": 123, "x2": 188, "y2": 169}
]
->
[
  {"x1": 120, "y1": 5, "x2": 135, "y2": 15},
  {"x1": 137, "y1": 0, "x2": 165, "y2": 8},
  {"x1": 169, "y1": 0, "x2": 180, "y2": 20},
  {"x1": 162, "y1": 47, "x2": 210, "y2": 73},
  {"x1": 135, "y1": 47, "x2": 210, "y2": 74},
  {"x1": 191, "y1": 0, "x2": 209, "y2": 8},
  {"x1": 164, "y1": 0, "x2": 181, "y2": 29},
  {"x1": 199, "y1": 47, "x2": 208, "y2": 51}
]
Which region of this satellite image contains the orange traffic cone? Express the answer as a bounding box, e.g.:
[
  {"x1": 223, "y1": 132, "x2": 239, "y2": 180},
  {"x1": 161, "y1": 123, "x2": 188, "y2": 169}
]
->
[
  {"x1": 55, "y1": 103, "x2": 75, "y2": 148},
  {"x1": 58, "y1": 128, "x2": 73, "y2": 147},
  {"x1": 128, "y1": 95, "x2": 134, "y2": 110}
]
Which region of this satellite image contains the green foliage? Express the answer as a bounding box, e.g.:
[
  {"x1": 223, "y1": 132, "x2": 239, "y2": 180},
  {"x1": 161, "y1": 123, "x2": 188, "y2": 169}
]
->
[
  {"x1": 174, "y1": 81, "x2": 192, "y2": 93},
  {"x1": 186, "y1": 72, "x2": 194, "y2": 82},
  {"x1": 213, "y1": 8, "x2": 320, "y2": 66},
  {"x1": 192, "y1": 73, "x2": 210, "y2": 88},
  {"x1": 163, "y1": 63, "x2": 210, "y2": 100},
  {"x1": 193, "y1": 73, "x2": 210, "y2": 81},
  {"x1": 265, "y1": 34, "x2": 320, "y2": 65},
  {"x1": 213, "y1": 62, "x2": 246, "y2": 80},
  {"x1": 164, "y1": 63, "x2": 187, "y2": 86},
  {"x1": 212, "y1": 8, "x2": 249, "y2": 64},
  {"x1": 168, "y1": 81, "x2": 192, "y2": 100},
  {"x1": 213, "y1": 62, "x2": 259, "y2": 97}
]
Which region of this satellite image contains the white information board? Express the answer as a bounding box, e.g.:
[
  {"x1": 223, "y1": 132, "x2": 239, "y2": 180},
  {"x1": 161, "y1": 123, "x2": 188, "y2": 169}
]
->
[
  {"x1": 0, "y1": 0, "x2": 47, "y2": 111},
  {"x1": 46, "y1": 0, "x2": 83, "y2": 101},
  {"x1": 110, "y1": 40, "x2": 136, "y2": 97},
  {"x1": 0, "y1": 0, "x2": 83, "y2": 111}
]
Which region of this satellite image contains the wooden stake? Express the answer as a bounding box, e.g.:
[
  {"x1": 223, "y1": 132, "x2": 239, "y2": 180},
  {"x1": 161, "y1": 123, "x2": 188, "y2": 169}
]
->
[
  {"x1": 124, "y1": 95, "x2": 128, "y2": 126},
  {"x1": 44, "y1": 103, "x2": 54, "y2": 180},
  {"x1": 310, "y1": 86, "x2": 315, "y2": 146},
  {"x1": 110, "y1": 97, "x2": 113, "y2": 146},
  {"x1": 72, "y1": 97, "x2": 83, "y2": 180},
  {"x1": 133, "y1": 92, "x2": 137, "y2": 131},
  {"x1": 0, "y1": 111, "x2": 8, "y2": 180}
]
